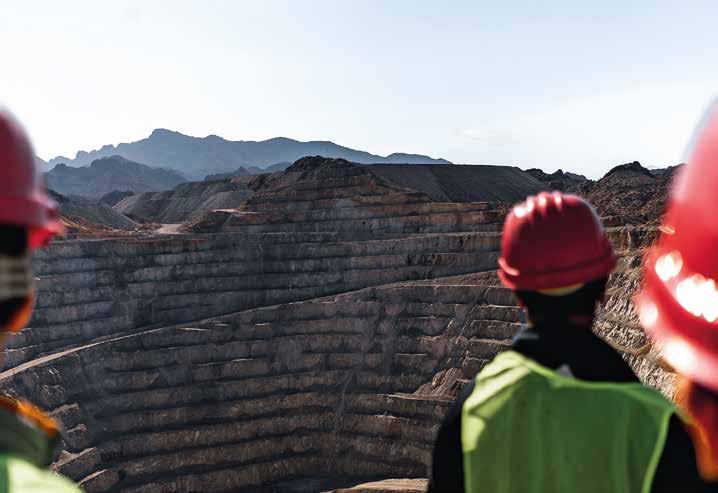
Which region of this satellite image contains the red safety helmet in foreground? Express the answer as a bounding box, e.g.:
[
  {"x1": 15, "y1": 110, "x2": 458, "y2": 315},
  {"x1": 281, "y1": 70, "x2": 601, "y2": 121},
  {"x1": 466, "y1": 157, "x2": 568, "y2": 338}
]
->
[
  {"x1": 636, "y1": 103, "x2": 718, "y2": 391},
  {"x1": 498, "y1": 191, "x2": 616, "y2": 292},
  {"x1": 0, "y1": 110, "x2": 63, "y2": 249}
]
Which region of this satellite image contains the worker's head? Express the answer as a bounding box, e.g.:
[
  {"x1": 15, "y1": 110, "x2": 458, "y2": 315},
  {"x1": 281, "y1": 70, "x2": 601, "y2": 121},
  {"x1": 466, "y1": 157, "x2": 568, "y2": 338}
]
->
[
  {"x1": 0, "y1": 110, "x2": 63, "y2": 336},
  {"x1": 498, "y1": 192, "x2": 616, "y2": 327}
]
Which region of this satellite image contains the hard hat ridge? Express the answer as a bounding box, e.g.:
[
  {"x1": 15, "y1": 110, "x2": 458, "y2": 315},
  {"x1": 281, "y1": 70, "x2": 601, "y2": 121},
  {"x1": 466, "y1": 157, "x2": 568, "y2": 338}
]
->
[{"x1": 498, "y1": 191, "x2": 616, "y2": 292}]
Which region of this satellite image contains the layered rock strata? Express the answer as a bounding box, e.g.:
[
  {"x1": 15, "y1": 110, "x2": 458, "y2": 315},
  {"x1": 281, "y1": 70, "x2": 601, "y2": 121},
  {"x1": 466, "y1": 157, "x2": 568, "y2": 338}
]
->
[
  {"x1": 183, "y1": 159, "x2": 512, "y2": 235},
  {"x1": 0, "y1": 226, "x2": 663, "y2": 492},
  {"x1": 9, "y1": 231, "x2": 501, "y2": 372},
  {"x1": 1, "y1": 273, "x2": 520, "y2": 491}
]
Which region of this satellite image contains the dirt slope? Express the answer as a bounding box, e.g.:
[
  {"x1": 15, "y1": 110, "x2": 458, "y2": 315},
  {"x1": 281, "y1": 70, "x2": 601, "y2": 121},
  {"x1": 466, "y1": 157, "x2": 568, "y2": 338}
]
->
[
  {"x1": 368, "y1": 164, "x2": 547, "y2": 203},
  {"x1": 49, "y1": 190, "x2": 137, "y2": 232},
  {"x1": 114, "y1": 179, "x2": 254, "y2": 223}
]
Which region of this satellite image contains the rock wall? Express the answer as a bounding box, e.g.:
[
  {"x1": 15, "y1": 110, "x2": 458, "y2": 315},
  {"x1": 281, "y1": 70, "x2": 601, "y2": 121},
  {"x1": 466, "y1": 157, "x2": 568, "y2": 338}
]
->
[
  {"x1": 0, "y1": 227, "x2": 664, "y2": 492},
  {"x1": 184, "y1": 159, "x2": 508, "y2": 235},
  {"x1": 1, "y1": 274, "x2": 520, "y2": 491},
  {"x1": 598, "y1": 226, "x2": 674, "y2": 394},
  {"x1": 9, "y1": 231, "x2": 501, "y2": 372}
]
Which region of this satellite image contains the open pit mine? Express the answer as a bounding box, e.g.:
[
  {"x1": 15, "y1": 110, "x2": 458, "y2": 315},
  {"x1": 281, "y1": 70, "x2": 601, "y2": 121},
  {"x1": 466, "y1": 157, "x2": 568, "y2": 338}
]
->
[{"x1": 0, "y1": 156, "x2": 673, "y2": 492}]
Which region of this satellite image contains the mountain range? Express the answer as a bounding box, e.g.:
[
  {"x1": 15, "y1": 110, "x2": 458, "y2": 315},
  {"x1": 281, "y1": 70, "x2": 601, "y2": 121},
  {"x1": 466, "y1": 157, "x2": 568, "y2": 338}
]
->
[
  {"x1": 47, "y1": 129, "x2": 451, "y2": 180},
  {"x1": 46, "y1": 156, "x2": 187, "y2": 198}
]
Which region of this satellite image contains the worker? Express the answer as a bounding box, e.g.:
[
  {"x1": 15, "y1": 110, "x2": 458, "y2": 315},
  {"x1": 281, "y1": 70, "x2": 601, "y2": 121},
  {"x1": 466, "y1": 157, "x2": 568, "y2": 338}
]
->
[
  {"x1": 636, "y1": 102, "x2": 718, "y2": 485},
  {"x1": 0, "y1": 109, "x2": 79, "y2": 491},
  {"x1": 429, "y1": 190, "x2": 712, "y2": 492}
]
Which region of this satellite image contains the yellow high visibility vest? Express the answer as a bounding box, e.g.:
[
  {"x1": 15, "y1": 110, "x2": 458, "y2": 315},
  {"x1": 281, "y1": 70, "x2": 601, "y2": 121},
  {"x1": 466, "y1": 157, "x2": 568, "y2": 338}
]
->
[{"x1": 461, "y1": 351, "x2": 675, "y2": 493}]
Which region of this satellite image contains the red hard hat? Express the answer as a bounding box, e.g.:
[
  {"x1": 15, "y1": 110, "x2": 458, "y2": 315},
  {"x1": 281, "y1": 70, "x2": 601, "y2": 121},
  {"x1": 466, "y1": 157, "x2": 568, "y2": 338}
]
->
[
  {"x1": 498, "y1": 192, "x2": 616, "y2": 291},
  {"x1": 636, "y1": 102, "x2": 718, "y2": 391},
  {"x1": 0, "y1": 110, "x2": 64, "y2": 249}
]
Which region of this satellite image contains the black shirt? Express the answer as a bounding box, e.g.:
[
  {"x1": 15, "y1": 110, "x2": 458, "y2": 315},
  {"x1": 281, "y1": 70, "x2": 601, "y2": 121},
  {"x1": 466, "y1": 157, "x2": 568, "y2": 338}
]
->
[{"x1": 428, "y1": 323, "x2": 715, "y2": 492}]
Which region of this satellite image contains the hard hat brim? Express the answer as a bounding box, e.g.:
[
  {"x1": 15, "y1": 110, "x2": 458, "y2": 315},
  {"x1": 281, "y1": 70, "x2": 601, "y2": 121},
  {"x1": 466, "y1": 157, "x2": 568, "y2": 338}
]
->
[{"x1": 498, "y1": 246, "x2": 616, "y2": 291}]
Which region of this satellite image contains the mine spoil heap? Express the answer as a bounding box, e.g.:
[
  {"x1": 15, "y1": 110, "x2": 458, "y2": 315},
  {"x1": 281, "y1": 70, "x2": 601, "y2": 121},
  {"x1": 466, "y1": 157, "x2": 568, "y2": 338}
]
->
[{"x1": 1, "y1": 157, "x2": 670, "y2": 492}]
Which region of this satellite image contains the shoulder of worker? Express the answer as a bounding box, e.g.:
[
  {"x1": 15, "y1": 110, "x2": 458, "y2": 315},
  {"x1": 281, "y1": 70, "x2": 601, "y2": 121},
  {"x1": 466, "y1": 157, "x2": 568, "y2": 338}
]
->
[{"x1": 467, "y1": 350, "x2": 671, "y2": 413}]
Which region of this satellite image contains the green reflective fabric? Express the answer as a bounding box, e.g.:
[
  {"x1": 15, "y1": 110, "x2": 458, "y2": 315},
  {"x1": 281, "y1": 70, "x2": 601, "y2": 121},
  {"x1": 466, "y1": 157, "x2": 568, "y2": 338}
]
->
[{"x1": 461, "y1": 351, "x2": 675, "y2": 493}]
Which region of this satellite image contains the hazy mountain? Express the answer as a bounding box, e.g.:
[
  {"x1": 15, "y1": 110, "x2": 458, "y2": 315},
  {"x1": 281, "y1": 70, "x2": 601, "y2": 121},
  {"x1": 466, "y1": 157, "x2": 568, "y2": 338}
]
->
[
  {"x1": 47, "y1": 129, "x2": 451, "y2": 180},
  {"x1": 247, "y1": 162, "x2": 292, "y2": 174},
  {"x1": 99, "y1": 190, "x2": 136, "y2": 207},
  {"x1": 204, "y1": 168, "x2": 251, "y2": 181},
  {"x1": 46, "y1": 156, "x2": 187, "y2": 198},
  {"x1": 35, "y1": 156, "x2": 49, "y2": 172},
  {"x1": 203, "y1": 161, "x2": 292, "y2": 181}
]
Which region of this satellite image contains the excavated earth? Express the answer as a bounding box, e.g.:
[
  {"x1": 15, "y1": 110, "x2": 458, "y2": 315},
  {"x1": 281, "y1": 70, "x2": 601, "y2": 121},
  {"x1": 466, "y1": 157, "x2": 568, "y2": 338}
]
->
[{"x1": 1, "y1": 157, "x2": 673, "y2": 492}]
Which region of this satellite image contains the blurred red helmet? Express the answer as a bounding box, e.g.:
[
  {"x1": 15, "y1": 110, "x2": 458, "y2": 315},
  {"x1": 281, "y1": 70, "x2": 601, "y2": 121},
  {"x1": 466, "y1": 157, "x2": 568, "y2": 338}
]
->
[
  {"x1": 0, "y1": 110, "x2": 63, "y2": 249},
  {"x1": 498, "y1": 192, "x2": 616, "y2": 291},
  {"x1": 636, "y1": 102, "x2": 718, "y2": 391}
]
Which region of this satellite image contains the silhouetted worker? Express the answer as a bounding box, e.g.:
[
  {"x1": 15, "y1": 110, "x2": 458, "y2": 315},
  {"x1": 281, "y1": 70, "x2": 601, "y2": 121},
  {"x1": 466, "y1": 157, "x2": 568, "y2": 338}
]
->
[
  {"x1": 636, "y1": 103, "x2": 718, "y2": 487},
  {"x1": 429, "y1": 191, "x2": 713, "y2": 492},
  {"x1": 0, "y1": 110, "x2": 79, "y2": 491}
]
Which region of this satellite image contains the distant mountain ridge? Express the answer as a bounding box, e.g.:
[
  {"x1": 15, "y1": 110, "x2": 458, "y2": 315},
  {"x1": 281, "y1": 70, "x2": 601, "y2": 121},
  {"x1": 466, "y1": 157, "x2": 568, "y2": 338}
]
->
[
  {"x1": 46, "y1": 155, "x2": 187, "y2": 198},
  {"x1": 48, "y1": 129, "x2": 451, "y2": 180},
  {"x1": 204, "y1": 162, "x2": 292, "y2": 181}
]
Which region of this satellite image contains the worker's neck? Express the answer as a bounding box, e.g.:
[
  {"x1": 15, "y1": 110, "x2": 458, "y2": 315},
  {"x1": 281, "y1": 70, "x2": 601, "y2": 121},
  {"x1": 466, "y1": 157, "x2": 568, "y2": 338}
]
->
[{"x1": 526, "y1": 313, "x2": 595, "y2": 332}]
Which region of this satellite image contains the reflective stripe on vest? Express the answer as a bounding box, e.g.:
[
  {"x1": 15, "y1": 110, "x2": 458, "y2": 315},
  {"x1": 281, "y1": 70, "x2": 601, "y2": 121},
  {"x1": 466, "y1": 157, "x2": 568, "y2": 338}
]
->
[{"x1": 461, "y1": 351, "x2": 675, "y2": 493}]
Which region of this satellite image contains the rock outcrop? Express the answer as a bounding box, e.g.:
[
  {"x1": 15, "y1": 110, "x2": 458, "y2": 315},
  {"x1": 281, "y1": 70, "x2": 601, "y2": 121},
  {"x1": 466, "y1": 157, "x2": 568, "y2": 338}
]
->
[
  {"x1": 526, "y1": 161, "x2": 682, "y2": 227},
  {"x1": 576, "y1": 162, "x2": 682, "y2": 226},
  {"x1": 524, "y1": 168, "x2": 589, "y2": 191}
]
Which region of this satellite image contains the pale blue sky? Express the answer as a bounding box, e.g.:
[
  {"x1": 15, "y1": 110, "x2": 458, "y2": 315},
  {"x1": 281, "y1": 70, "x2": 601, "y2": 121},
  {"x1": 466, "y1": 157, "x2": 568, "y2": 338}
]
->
[{"x1": 2, "y1": 1, "x2": 716, "y2": 177}]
